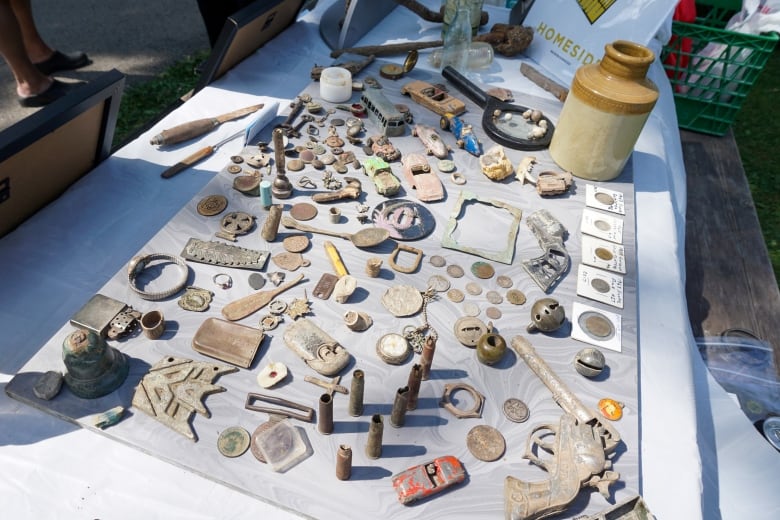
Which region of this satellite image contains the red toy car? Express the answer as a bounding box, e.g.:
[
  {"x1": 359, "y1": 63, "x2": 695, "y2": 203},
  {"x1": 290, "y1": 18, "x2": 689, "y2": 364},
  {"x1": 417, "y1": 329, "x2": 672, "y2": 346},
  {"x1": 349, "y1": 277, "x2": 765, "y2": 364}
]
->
[{"x1": 391, "y1": 455, "x2": 466, "y2": 505}]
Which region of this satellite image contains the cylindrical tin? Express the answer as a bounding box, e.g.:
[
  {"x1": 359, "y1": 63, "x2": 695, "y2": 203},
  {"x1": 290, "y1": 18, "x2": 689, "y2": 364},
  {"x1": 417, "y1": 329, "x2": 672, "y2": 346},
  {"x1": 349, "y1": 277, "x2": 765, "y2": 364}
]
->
[
  {"x1": 420, "y1": 335, "x2": 437, "y2": 381},
  {"x1": 365, "y1": 414, "x2": 383, "y2": 459},
  {"x1": 336, "y1": 444, "x2": 352, "y2": 480},
  {"x1": 261, "y1": 204, "x2": 282, "y2": 242},
  {"x1": 406, "y1": 364, "x2": 422, "y2": 411},
  {"x1": 348, "y1": 369, "x2": 365, "y2": 417},
  {"x1": 318, "y1": 393, "x2": 334, "y2": 435},
  {"x1": 259, "y1": 180, "x2": 272, "y2": 209},
  {"x1": 140, "y1": 310, "x2": 165, "y2": 340},
  {"x1": 390, "y1": 386, "x2": 410, "y2": 428}
]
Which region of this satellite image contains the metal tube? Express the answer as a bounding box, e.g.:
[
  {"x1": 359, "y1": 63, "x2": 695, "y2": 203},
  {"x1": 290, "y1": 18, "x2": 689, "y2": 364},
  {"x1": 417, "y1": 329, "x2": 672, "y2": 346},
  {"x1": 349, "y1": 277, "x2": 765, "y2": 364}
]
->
[
  {"x1": 390, "y1": 386, "x2": 410, "y2": 428},
  {"x1": 348, "y1": 369, "x2": 365, "y2": 417},
  {"x1": 420, "y1": 335, "x2": 437, "y2": 380},
  {"x1": 406, "y1": 363, "x2": 422, "y2": 410},
  {"x1": 318, "y1": 393, "x2": 334, "y2": 435},
  {"x1": 336, "y1": 444, "x2": 352, "y2": 480},
  {"x1": 365, "y1": 414, "x2": 383, "y2": 459}
]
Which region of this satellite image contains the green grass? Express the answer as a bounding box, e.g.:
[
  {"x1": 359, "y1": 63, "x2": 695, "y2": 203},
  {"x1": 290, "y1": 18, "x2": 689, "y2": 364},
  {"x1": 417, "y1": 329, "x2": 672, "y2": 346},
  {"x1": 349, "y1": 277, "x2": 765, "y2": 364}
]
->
[
  {"x1": 733, "y1": 48, "x2": 780, "y2": 282},
  {"x1": 112, "y1": 50, "x2": 209, "y2": 147}
]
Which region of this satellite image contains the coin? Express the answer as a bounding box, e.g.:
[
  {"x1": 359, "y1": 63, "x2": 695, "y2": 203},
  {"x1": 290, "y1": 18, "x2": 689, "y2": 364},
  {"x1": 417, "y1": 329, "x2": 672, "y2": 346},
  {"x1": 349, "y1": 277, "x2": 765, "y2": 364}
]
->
[
  {"x1": 465, "y1": 282, "x2": 482, "y2": 295},
  {"x1": 283, "y1": 235, "x2": 310, "y2": 253},
  {"x1": 447, "y1": 288, "x2": 465, "y2": 303},
  {"x1": 506, "y1": 289, "x2": 527, "y2": 305},
  {"x1": 290, "y1": 202, "x2": 318, "y2": 221},
  {"x1": 437, "y1": 159, "x2": 456, "y2": 173},
  {"x1": 466, "y1": 425, "x2": 506, "y2": 462},
  {"x1": 485, "y1": 306, "x2": 502, "y2": 320},
  {"x1": 486, "y1": 290, "x2": 503, "y2": 304},
  {"x1": 250, "y1": 421, "x2": 276, "y2": 463},
  {"x1": 579, "y1": 311, "x2": 615, "y2": 340},
  {"x1": 496, "y1": 275, "x2": 513, "y2": 288},
  {"x1": 463, "y1": 302, "x2": 480, "y2": 317},
  {"x1": 287, "y1": 158, "x2": 304, "y2": 171},
  {"x1": 248, "y1": 273, "x2": 266, "y2": 290},
  {"x1": 428, "y1": 275, "x2": 450, "y2": 292},
  {"x1": 227, "y1": 164, "x2": 243, "y2": 174},
  {"x1": 446, "y1": 264, "x2": 464, "y2": 278},
  {"x1": 218, "y1": 426, "x2": 251, "y2": 458},
  {"x1": 429, "y1": 255, "x2": 446, "y2": 267},
  {"x1": 197, "y1": 194, "x2": 228, "y2": 216},
  {"x1": 471, "y1": 261, "x2": 495, "y2": 279},
  {"x1": 503, "y1": 398, "x2": 530, "y2": 423},
  {"x1": 591, "y1": 278, "x2": 611, "y2": 293}
]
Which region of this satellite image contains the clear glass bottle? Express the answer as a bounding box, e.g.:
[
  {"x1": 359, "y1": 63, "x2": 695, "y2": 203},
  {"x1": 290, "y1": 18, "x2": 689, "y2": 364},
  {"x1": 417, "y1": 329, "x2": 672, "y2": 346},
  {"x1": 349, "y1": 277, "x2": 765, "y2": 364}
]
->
[
  {"x1": 429, "y1": 41, "x2": 494, "y2": 70},
  {"x1": 441, "y1": 1, "x2": 472, "y2": 72}
]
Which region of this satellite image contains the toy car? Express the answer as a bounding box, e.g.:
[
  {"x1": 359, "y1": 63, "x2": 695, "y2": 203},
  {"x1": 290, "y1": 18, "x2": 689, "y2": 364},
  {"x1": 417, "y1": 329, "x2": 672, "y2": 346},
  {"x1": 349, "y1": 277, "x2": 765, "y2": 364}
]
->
[
  {"x1": 401, "y1": 80, "x2": 467, "y2": 117},
  {"x1": 402, "y1": 153, "x2": 444, "y2": 202},
  {"x1": 363, "y1": 156, "x2": 402, "y2": 196},
  {"x1": 367, "y1": 134, "x2": 401, "y2": 162},
  {"x1": 391, "y1": 455, "x2": 466, "y2": 505},
  {"x1": 440, "y1": 112, "x2": 482, "y2": 157},
  {"x1": 411, "y1": 124, "x2": 449, "y2": 159}
]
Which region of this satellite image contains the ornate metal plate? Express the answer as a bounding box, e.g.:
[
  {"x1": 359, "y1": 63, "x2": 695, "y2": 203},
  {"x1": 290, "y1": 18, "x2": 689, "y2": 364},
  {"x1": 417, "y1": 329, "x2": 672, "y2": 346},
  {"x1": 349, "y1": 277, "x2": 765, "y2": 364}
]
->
[
  {"x1": 371, "y1": 199, "x2": 436, "y2": 241},
  {"x1": 180, "y1": 238, "x2": 270, "y2": 271}
]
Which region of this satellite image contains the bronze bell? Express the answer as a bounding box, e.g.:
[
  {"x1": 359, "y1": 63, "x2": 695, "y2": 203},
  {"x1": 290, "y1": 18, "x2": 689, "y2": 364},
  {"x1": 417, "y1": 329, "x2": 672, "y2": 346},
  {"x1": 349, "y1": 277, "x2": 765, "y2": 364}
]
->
[{"x1": 62, "y1": 329, "x2": 129, "y2": 399}]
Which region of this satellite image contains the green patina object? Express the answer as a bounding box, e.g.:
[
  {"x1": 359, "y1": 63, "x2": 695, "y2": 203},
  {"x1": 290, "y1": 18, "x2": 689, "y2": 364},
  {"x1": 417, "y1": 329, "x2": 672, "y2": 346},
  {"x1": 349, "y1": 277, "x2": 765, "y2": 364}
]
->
[
  {"x1": 62, "y1": 329, "x2": 129, "y2": 399},
  {"x1": 363, "y1": 156, "x2": 401, "y2": 196}
]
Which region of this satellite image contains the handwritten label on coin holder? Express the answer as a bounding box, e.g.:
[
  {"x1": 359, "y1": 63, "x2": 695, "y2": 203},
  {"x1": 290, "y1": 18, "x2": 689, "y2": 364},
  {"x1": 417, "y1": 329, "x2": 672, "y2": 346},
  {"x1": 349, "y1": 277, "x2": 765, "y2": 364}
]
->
[
  {"x1": 580, "y1": 208, "x2": 624, "y2": 244},
  {"x1": 581, "y1": 235, "x2": 627, "y2": 274},
  {"x1": 576, "y1": 264, "x2": 624, "y2": 309},
  {"x1": 585, "y1": 184, "x2": 626, "y2": 215}
]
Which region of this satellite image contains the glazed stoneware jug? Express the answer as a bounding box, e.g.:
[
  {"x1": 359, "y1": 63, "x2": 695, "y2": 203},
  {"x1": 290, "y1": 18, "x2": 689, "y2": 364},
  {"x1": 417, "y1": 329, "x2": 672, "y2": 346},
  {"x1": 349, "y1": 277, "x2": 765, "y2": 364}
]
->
[{"x1": 549, "y1": 40, "x2": 659, "y2": 182}]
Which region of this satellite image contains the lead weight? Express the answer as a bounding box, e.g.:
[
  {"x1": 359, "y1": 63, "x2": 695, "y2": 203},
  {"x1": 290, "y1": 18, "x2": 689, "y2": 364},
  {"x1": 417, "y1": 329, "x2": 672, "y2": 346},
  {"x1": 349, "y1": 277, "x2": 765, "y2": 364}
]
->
[
  {"x1": 261, "y1": 204, "x2": 282, "y2": 241},
  {"x1": 390, "y1": 386, "x2": 410, "y2": 427},
  {"x1": 318, "y1": 393, "x2": 334, "y2": 435},
  {"x1": 365, "y1": 414, "x2": 383, "y2": 459},
  {"x1": 336, "y1": 444, "x2": 352, "y2": 480},
  {"x1": 348, "y1": 369, "x2": 365, "y2": 417},
  {"x1": 406, "y1": 364, "x2": 422, "y2": 411},
  {"x1": 420, "y1": 335, "x2": 437, "y2": 381}
]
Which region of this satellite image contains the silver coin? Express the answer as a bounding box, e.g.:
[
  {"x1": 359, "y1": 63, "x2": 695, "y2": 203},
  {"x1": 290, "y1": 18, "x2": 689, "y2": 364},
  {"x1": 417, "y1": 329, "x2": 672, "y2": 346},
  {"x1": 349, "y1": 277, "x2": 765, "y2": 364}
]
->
[
  {"x1": 463, "y1": 302, "x2": 480, "y2": 317},
  {"x1": 485, "y1": 306, "x2": 502, "y2": 320},
  {"x1": 496, "y1": 275, "x2": 513, "y2": 288},
  {"x1": 428, "y1": 275, "x2": 451, "y2": 292},
  {"x1": 465, "y1": 282, "x2": 482, "y2": 295},
  {"x1": 429, "y1": 255, "x2": 447, "y2": 267},
  {"x1": 503, "y1": 398, "x2": 530, "y2": 423},
  {"x1": 248, "y1": 273, "x2": 266, "y2": 290},
  {"x1": 218, "y1": 426, "x2": 251, "y2": 458},
  {"x1": 446, "y1": 264, "x2": 464, "y2": 278},
  {"x1": 486, "y1": 290, "x2": 503, "y2": 304},
  {"x1": 447, "y1": 288, "x2": 465, "y2": 303},
  {"x1": 466, "y1": 425, "x2": 506, "y2": 462}
]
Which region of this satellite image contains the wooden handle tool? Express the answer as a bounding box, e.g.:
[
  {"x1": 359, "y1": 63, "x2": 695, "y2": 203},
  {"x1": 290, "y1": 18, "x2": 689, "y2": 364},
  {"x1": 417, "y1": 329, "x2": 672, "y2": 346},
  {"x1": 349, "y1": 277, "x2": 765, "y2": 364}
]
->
[
  {"x1": 160, "y1": 129, "x2": 243, "y2": 179},
  {"x1": 221, "y1": 273, "x2": 305, "y2": 321},
  {"x1": 150, "y1": 103, "x2": 263, "y2": 146}
]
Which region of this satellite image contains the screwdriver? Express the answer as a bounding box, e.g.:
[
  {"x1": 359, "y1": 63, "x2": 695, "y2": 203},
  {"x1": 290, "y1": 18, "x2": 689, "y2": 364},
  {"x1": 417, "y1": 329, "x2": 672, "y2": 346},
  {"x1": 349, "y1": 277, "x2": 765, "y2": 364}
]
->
[
  {"x1": 160, "y1": 129, "x2": 243, "y2": 179},
  {"x1": 149, "y1": 103, "x2": 263, "y2": 146}
]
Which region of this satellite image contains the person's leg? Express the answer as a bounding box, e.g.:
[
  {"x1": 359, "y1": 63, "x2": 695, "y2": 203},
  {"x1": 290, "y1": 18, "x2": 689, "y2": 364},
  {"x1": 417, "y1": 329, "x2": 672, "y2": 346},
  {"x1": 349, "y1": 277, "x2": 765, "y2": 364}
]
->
[
  {"x1": 0, "y1": 0, "x2": 51, "y2": 97},
  {"x1": 9, "y1": 0, "x2": 52, "y2": 63}
]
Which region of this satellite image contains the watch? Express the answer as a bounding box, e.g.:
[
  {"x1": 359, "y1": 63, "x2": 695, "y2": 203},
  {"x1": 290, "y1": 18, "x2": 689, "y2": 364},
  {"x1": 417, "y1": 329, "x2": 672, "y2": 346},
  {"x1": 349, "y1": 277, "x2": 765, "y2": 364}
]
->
[{"x1": 127, "y1": 253, "x2": 189, "y2": 301}]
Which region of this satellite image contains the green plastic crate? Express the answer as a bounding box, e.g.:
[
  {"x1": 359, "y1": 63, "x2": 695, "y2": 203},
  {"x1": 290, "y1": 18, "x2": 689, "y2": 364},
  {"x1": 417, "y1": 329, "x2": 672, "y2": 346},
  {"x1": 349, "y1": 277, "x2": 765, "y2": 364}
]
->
[{"x1": 661, "y1": 7, "x2": 778, "y2": 136}]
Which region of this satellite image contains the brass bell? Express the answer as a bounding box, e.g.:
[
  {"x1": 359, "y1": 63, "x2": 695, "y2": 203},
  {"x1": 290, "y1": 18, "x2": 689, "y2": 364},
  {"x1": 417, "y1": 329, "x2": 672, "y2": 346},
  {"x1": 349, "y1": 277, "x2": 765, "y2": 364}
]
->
[{"x1": 62, "y1": 329, "x2": 129, "y2": 399}]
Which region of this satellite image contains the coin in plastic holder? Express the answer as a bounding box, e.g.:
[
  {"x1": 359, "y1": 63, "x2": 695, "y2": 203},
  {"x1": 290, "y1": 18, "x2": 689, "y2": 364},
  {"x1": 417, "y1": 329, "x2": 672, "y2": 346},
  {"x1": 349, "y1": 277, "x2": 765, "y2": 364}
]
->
[{"x1": 254, "y1": 419, "x2": 312, "y2": 472}]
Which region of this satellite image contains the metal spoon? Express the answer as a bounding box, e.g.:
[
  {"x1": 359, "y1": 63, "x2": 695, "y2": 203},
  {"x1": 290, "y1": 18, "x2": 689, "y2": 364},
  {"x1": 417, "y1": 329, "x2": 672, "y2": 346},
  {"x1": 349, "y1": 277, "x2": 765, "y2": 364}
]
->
[{"x1": 281, "y1": 216, "x2": 389, "y2": 248}]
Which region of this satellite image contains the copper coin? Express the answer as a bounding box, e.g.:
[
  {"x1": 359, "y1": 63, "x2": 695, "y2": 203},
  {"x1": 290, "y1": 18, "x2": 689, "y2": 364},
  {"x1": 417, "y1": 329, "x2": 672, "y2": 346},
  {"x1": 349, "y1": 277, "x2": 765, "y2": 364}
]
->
[
  {"x1": 485, "y1": 307, "x2": 502, "y2": 320},
  {"x1": 300, "y1": 149, "x2": 316, "y2": 164},
  {"x1": 429, "y1": 255, "x2": 446, "y2": 267},
  {"x1": 447, "y1": 288, "x2": 465, "y2": 302},
  {"x1": 486, "y1": 290, "x2": 503, "y2": 304},
  {"x1": 290, "y1": 202, "x2": 317, "y2": 221},
  {"x1": 447, "y1": 264, "x2": 464, "y2": 278},
  {"x1": 217, "y1": 426, "x2": 251, "y2": 458},
  {"x1": 506, "y1": 289, "x2": 527, "y2": 305},
  {"x1": 465, "y1": 282, "x2": 482, "y2": 296},
  {"x1": 287, "y1": 158, "x2": 304, "y2": 171},
  {"x1": 283, "y1": 235, "x2": 310, "y2": 253},
  {"x1": 466, "y1": 425, "x2": 505, "y2": 462},
  {"x1": 197, "y1": 195, "x2": 228, "y2": 216},
  {"x1": 250, "y1": 421, "x2": 276, "y2": 463},
  {"x1": 471, "y1": 261, "x2": 495, "y2": 279},
  {"x1": 503, "y1": 398, "x2": 530, "y2": 423},
  {"x1": 496, "y1": 275, "x2": 513, "y2": 288}
]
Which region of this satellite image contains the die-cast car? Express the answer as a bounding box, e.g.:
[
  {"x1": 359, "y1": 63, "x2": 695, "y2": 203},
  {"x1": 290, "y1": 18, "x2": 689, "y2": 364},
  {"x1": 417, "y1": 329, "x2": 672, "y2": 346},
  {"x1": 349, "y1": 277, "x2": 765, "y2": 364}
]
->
[{"x1": 391, "y1": 455, "x2": 466, "y2": 505}]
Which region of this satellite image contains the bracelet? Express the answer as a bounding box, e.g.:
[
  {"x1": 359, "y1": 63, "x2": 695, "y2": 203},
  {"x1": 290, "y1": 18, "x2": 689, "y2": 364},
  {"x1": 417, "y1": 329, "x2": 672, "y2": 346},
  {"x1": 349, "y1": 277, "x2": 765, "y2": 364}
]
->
[{"x1": 127, "y1": 253, "x2": 189, "y2": 301}]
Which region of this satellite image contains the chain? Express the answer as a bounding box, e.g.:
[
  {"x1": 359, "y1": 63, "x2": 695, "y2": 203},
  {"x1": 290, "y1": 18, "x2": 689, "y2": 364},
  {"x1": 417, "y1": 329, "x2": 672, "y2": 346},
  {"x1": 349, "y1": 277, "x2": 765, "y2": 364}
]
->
[{"x1": 404, "y1": 287, "x2": 438, "y2": 353}]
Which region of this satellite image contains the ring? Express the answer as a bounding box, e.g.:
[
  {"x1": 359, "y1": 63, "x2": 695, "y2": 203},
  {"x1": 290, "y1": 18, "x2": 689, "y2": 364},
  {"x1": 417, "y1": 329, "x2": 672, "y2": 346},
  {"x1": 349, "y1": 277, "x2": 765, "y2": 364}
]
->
[
  {"x1": 212, "y1": 273, "x2": 233, "y2": 290},
  {"x1": 127, "y1": 253, "x2": 189, "y2": 301}
]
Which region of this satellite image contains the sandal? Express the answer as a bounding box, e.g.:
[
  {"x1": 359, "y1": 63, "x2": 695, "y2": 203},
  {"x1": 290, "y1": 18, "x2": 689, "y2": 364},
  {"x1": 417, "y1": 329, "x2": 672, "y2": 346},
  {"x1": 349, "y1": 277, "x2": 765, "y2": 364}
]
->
[
  {"x1": 18, "y1": 79, "x2": 82, "y2": 108},
  {"x1": 34, "y1": 50, "x2": 90, "y2": 75}
]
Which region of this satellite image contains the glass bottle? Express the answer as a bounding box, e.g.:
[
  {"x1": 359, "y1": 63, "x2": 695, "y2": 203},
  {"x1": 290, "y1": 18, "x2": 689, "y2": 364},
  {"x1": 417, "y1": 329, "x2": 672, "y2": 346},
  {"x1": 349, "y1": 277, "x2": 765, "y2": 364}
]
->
[
  {"x1": 441, "y1": 1, "x2": 472, "y2": 72},
  {"x1": 549, "y1": 40, "x2": 659, "y2": 182}
]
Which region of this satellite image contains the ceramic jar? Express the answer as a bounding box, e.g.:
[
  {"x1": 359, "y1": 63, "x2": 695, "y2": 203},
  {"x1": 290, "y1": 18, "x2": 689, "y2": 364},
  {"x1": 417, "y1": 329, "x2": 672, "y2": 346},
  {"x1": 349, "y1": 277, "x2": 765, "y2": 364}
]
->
[{"x1": 549, "y1": 40, "x2": 659, "y2": 182}]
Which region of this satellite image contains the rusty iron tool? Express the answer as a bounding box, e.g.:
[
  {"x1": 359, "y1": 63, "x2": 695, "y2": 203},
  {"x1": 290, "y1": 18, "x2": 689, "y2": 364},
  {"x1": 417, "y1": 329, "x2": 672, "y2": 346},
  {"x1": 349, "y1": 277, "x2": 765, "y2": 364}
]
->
[
  {"x1": 221, "y1": 272, "x2": 305, "y2": 321},
  {"x1": 245, "y1": 392, "x2": 315, "y2": 422},
  {"x1": 520, "y1": 63, "x2": 569, "y2": 102},
  {"x1": 150, "y1": 103, "x2": 264, "y2": 146},
  {"x1": 304, "y1": 375, "x2": 349, "y2": 396},
  {"x1": 161, "y1": 129, "x2": 243, "y2": 179}
]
